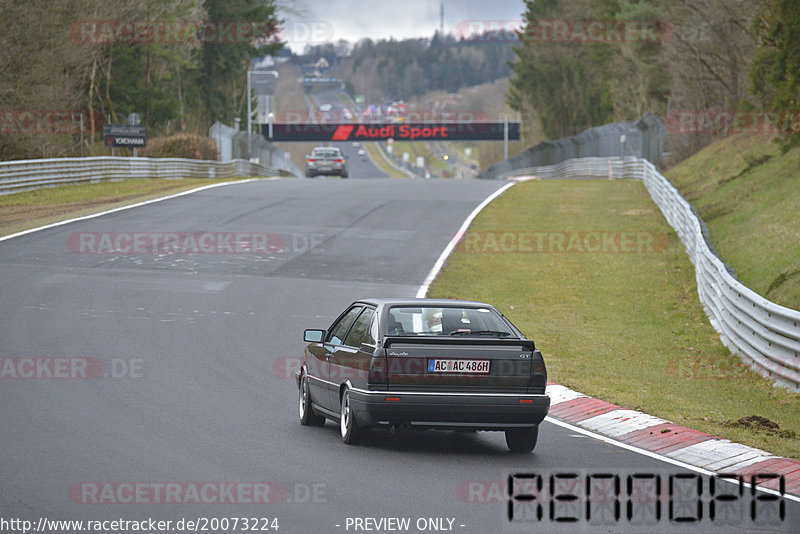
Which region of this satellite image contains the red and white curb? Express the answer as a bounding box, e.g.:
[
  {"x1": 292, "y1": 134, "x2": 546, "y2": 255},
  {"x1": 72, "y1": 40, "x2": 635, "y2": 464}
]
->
[
  {"x1": 545, "y1": 383, "x2": 800, "y2": 498},
  {"x1": 418, "y1": 183, "x2": 800, "y2": 500}
]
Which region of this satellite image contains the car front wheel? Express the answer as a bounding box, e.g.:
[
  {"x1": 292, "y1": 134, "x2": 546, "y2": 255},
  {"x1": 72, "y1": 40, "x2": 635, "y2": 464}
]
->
[
  {"x1": 340, "y1": 388, "x2": 362, "y2": 444},
  {"x1": 505, "y1": 426, "x2": 539, "y2": 453},
  {"x1": 299, "y1": 373, "x2": 325, "y2": 427}
]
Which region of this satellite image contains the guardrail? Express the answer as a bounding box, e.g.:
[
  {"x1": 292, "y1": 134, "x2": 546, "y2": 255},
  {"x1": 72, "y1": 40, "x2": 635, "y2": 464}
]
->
[
  {"x1": 0, "y1": 157, "x2": 283, "y2": 195},
  {"x1": 503, "y1": 156, "x2": 800, "y2": 392},
  {"x1": 375, "y1": 143, "x2": 420, "y2": 178}
]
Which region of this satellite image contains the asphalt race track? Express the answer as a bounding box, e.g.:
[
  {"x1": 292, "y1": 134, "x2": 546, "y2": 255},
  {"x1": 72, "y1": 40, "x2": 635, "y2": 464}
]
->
[{"x1": 1, "y1": 177, "x2": 797, "y2": 533}]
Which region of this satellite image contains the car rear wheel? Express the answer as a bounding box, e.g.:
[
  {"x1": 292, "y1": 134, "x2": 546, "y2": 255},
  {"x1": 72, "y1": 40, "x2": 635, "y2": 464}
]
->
[
  {"x1": 505, "y1": 426, "x2": 539, "y2": 453},
  {"x1": 299, "y1": 374, "x2": 325, "y2": 427},
  {"x1": 340, "y1": 388, "x2": 362, "y2": 444}
]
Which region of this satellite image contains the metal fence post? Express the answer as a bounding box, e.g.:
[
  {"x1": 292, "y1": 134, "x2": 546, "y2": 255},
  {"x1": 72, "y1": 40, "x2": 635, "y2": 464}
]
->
[{"x1": 503, "y1": 116, "x2": 509, "y2": 161}]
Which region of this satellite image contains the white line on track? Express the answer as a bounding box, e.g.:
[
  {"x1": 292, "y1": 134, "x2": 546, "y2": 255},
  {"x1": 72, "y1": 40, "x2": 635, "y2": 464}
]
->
[
  {"x1": 415, "y1": 180, "x2": 800, "y2": 504},
  {"x1": 545, "y1": 416, "x2": 799, "y2": 503},
  {"x1": 0, "y1": 178, "x2": 267, "y2": 242},
  {"x1": 416, "y1": 181, "x2": 516, "y2": 298}
]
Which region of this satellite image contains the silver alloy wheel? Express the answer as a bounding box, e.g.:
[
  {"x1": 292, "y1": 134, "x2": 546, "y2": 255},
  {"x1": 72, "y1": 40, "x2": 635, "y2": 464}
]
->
[
  {"x1": 340, "y1": 390, "x2": 350, "y2": 438},
  {"x1": 299, "y1": 378, "x2": 308, "y2": 420}
]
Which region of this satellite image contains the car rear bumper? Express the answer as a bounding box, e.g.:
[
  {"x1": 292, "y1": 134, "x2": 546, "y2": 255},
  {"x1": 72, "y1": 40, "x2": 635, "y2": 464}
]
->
[
  {"x1": 348, "y1": 387, "x2": 550, "y2": 429},
  {"x1": 306, "y1": 166, "x2": 346, "y2": 175}
]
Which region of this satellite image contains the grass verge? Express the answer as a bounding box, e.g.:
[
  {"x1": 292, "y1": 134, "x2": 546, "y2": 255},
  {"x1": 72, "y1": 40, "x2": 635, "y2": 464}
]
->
[
  {"x1": 665, "y1": 133, "x2": 800, "y2": 310},
  {"x1": 0, "y1": 177, "x2": 253, "y2": 237},
  {"x1": 362, "y1": 143, "x2": 407, "y2": 178},
  {"x1": 428, "y1": 179, "x2": 800, "y2": 459}
]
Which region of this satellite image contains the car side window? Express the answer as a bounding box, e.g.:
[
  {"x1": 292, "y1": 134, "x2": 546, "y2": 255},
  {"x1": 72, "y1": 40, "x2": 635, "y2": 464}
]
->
[
  {"x1": 344, "y1": 308, "x2": 376, "y2": 347},
  {"x1": 327, "y1": 306, "x2": 362, "y2": 345}
]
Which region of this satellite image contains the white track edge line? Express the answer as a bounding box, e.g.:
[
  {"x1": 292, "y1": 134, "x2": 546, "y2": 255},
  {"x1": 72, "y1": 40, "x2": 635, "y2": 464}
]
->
[
  {"x1": 412, "y1": 181, "x2": 798, "y2": 503},
  {"x1": 0, "y1": 178, "x2": 270, "y2": 242},
  {"x1": 416, "y1": 181, "x2": 516, "y2": 298},
  {"x1": 545, "y1": 416, "x2": 800, "y2": 503}
]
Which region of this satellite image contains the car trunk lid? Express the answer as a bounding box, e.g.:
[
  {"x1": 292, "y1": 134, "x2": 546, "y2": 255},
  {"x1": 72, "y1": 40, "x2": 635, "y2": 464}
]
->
[{"x1": 381, "y1": 337, "x2": 545, "y2": 393}]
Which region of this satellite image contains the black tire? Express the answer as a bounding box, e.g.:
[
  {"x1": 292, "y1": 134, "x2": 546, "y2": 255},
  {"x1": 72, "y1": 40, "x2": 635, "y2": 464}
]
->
[
  {"x1": 339, "y1": 388, "x2": 362, "y2": 444},
  {"x1": 298, "y1": 374, "x2": 325, "y2": 427},
  {"x1": 505, "y1": 426, "x2": 539, "y2": 453},
  {"x1": 340, "y1": 173, "x2": 348, "y2": 179},
  {"x1": 305, "y1": 171, "x2": 314, "y2": 178}
]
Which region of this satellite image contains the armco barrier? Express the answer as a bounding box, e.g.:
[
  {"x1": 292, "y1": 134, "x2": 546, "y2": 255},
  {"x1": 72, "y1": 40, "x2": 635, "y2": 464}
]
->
[
  {"x1": 480, "y1": 112, "x2": 665, "y2": 179},
  {"x1": 0, "y1": 157, "x2": 283, "y2": 195},
  {"x1": 503, "y1": 156, "x2": 800, "y2": 392}
]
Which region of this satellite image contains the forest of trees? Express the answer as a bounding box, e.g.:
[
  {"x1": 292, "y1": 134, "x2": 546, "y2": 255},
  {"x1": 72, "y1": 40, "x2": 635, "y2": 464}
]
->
[
  {"x1": 3, "y1": 0, "x2": 798, "y2": 163},
  {"x1": 289, "y1": 33, "x2": 516, "y2": 103},
  {"x1": 0, "y1": 0, "x2": 281, "y2": 160},
  {"x1": 325, "y1": 33, "x2": 516, "y2": 102},
  {"x1": 508, "y1": 0, "x2": 800, "y2": 157}
]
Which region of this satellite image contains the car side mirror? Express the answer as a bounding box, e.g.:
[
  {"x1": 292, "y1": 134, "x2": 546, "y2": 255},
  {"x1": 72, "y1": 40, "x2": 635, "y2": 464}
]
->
[{"x1": 304, "y1": 329, "x2": 325, "y2": 343}]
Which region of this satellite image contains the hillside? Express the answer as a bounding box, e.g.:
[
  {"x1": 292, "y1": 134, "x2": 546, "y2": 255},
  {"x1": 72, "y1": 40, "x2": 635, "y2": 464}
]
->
[{"x1": 665, "y1": 134, "x2": 800, "y2": 310}]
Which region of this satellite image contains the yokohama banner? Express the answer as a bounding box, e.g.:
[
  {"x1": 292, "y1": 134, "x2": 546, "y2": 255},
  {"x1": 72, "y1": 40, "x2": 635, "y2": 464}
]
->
[{"x1": 264, "y1": 122, "x2": 520, "y2": 142}]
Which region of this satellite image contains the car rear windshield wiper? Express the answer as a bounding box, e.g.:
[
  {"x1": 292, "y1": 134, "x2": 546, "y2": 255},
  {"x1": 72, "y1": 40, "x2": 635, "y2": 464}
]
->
[{"x1": 450, "y1": 330, "x2": 513, "y2": 337}]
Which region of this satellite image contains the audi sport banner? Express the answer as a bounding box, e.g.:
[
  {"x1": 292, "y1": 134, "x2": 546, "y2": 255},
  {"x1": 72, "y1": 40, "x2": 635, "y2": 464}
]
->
[
  {"x1": 264, "y1": 122, "x2": 520, "y2": 142},
  {"x1": 103, "y1": 125, "x2": 147, "y2": 148}
]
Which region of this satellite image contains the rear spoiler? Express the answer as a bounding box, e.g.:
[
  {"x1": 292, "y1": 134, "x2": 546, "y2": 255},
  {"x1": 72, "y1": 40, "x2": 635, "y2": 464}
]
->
[{"x1": 383, "y1": 336, "x2": 535, "y2": 351}]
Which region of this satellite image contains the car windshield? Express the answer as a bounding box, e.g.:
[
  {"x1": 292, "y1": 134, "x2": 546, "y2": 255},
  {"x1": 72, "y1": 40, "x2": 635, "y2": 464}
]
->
[
  {"x1": 386, "y1": 306, "x2": 515, "y2": 337},
  {"x1": 312, "y1": 149, "x2": 338, "y2": 158}
]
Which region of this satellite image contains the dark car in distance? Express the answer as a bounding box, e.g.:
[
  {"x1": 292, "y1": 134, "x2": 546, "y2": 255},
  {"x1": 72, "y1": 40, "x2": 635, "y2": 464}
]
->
[{"x1": 297, "y1": 298, "x2": 550, "y2": 452}]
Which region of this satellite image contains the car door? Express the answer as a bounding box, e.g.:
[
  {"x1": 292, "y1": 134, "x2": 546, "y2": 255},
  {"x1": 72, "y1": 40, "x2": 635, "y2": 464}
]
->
[
  {"x1": 328, "y1": 306, "x2": 376, "y2": 412},
  {"x1": 315, "y1": 306, "x2": 364, "y2": 411}
]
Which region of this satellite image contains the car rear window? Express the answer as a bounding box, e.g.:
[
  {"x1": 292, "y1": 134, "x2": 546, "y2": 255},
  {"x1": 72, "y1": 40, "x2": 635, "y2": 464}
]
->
[{"x1": 386, "y1": 306, "x2": 515, "y2": 337}]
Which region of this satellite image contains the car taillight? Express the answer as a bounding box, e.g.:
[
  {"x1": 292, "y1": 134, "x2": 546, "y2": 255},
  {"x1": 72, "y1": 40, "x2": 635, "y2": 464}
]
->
[
  {"x1": 334, "y1": 158, "x2": 344, "y2": 163},
  {"x1": 368, "y1": 356, "x2": 387, "y2": 385},
  {"x1": 307, "y1": 158, "x2": 316, "y2": 163},
  {"x1": 528, "y1": 349, "x2": 547, "y2": 391}
]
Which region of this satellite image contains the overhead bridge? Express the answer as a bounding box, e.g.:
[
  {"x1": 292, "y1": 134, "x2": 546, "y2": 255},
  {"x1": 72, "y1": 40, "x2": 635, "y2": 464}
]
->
[{"x1": 262, "y1": 121, "x2": 520, "y2": 142}]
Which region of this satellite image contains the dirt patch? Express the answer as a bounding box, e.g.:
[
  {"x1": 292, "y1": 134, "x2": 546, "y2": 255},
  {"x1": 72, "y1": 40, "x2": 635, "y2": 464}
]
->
[
  {"x1": 766, "y1": 267, "x2": 800, "y2": 296},
  {"x1": 725, "y1": 415, "x2": 797, "y2": 439}
]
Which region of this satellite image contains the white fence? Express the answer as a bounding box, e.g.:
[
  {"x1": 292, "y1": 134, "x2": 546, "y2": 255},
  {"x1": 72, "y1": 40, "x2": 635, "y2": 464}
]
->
[
  {"x1": 503, "y1": 157, "x2": 800, "y2": 391},
  {"x1": 0, "y1": 157, "x2": 282, "y2": 195}
]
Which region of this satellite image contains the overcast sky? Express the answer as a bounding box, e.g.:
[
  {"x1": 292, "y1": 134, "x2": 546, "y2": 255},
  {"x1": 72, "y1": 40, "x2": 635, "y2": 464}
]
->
[{"x1": 277, "y1": 0, "x2": 527, "y2": 52}]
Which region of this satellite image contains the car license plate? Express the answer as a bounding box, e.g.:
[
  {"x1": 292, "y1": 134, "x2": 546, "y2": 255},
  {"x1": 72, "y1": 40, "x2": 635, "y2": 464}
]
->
[{"x1": 428, "y1": 359, "x2": 490, "y2": 374}]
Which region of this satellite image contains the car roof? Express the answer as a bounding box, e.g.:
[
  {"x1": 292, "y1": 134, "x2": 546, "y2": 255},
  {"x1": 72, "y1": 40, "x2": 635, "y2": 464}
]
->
[{"x1": 353, "y1": 297, "x2": 497, "y2": 309}]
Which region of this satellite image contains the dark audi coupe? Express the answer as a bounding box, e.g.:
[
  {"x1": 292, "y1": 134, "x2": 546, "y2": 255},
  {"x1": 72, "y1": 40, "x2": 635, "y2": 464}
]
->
[{"x1": 297, "y1": 298, "x2": 550, "y2": 452}]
